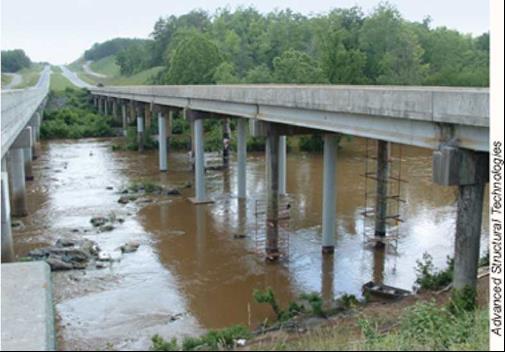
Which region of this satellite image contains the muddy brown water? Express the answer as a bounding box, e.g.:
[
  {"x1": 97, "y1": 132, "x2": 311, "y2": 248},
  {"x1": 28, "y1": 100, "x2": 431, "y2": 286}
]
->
[{"x1": 13, "y1": 137, "x2": 489, "y2": 350}]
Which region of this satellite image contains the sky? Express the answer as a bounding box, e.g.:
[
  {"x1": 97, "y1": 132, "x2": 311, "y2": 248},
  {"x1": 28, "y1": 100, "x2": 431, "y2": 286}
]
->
[{"x1": 1, "y1": 0, "x2": 489, "y2": 65}]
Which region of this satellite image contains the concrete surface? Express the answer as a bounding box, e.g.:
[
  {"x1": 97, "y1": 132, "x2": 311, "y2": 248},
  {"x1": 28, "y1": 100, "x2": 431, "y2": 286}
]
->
[
  {"x1": 1, "y1": 261, "x2": 55, "y2": 351},
  {"x1": 90, "y1": 85, "x2": 489, "y2": 152}
]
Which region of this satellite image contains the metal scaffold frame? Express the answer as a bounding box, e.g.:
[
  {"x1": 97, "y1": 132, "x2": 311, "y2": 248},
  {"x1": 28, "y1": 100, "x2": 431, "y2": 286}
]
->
[
  {"x1": 254, "y1": 196, "x2": 292, "y2": 261},
  {"x1": 361, "y1": 139, "x2": 407, "y2": 250}
]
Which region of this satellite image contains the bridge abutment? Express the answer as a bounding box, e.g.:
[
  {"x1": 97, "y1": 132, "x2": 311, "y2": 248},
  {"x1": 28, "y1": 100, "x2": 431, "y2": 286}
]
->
[{"x1": 433, "y1": 146, "x2": 488, "y2": 296}]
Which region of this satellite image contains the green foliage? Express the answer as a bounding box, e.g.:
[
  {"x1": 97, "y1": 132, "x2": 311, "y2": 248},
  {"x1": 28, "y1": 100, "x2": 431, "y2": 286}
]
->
[
  {"x1": 1, "y1": 49, "x2": 31, "y2": 72},
  {"x1": 151, "y1": 325, "x2": 251, "y2": 351},
  {"x1": 82, "y1": 5, "x2": 488, "y2": 87},
  {"x1": 273, "y1": 49, "x2": 327, "y2": 84},
  {"x1": 164, "y1": 30, "x2": 222, "y2": 84},
  {"x1": 128, "y1": 180, "x2": 163, "y2": 194},
  {"x1": 415, "y1": 253, "x2": 454, "y2": 290},
  {"x1": 84, "y1": 38, "x2": 150, "y2": 61},
  {"x1": 213, "y1": 62, "x2": 241, "y2": 83},
  {"x1": 151, "y1": 335, "x2": 178, "y2": 351},
  {"x1": 339, "y1": 294, "x2": 360, "y2": 309},
  {"x1": 299, "y1": 292, "x2": 325, "y2": 317},
  {"x1": 125, "y1": 127, "x2": 157, "y2": 151},
  {"x1": 41, "y1": 89, "x2": 113, "y2": 139},
  {"x1": 450, "y1": 286, "x2": 477, "y2": 313},
  {"x1": 254, "y1": 288, "x2": 307, "y2": 323},
  {"x1": 254, "y1": 288, "x2": 283, "y2": 320},
  {"x1": 359, "y1": 301, "x2": 487, "y2": 350},
  {"x1": 299, "y1": 135, "x2": 324, "y2": 152}
]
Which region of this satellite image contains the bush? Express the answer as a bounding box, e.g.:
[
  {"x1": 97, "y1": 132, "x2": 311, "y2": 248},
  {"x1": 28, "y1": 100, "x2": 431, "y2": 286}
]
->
[
  {"x1": 41, "y1": 108, "x2": 113, "y2": 139},
  {"x1": 151, "y1": 325, "x2": 251, "y2": 351},
  {"x1": 415, "y1": 253, "x2": 454, "y2": 291},
  {"x1": 300, "y1": 292, "x2": 325, "y2": 317}
]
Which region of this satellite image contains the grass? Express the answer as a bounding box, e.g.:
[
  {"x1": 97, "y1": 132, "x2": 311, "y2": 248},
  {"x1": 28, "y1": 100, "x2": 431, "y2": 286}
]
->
[
  {"x1": 1, "y1": 73, "x2": 13, "y2": 86},
  {"x1": 151, "y1": 325, "x2": 252, "y2": 351},
  {"x1": 50, "y1": 71, "x2": 76, "y2": 91},
  {"x1": 69, "y1": 55, "x2": 163, "y2": 86},
  {"x1": 89, "y1": 55, "x2": 120, "y2": 76},
  {"x1": 257, "y1": 302, "x2": 488, "y2": 351},
  {"x1": 14, "y1": 63, "x2": 45, "y2": 88}
]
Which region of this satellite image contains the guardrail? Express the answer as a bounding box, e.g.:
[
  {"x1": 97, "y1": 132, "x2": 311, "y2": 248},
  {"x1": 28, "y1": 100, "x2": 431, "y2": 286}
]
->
[{"x1": 1, "y1": 66, "x2": 50, "y2": 159}]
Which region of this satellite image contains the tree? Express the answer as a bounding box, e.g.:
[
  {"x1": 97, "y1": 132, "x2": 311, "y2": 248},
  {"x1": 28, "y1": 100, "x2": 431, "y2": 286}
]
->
[
  {"x1": 165, "y1": 31, "x2": 222, "y2": 84},
  {"x1": 273, "y1": 49, "x2": 327, "y2": 83},
  {"x1": 213, "y1": 62, "x2": 241, "y2": 83},
  {"x1": 244, "y1": 64, "x2": 273, "y2": 83},
  {"x1": 359, "y1": 4, "x2": 428, "y2": 85},
  {"x1": 1, "y1": 49, "x2": 31, "y2": 72}
]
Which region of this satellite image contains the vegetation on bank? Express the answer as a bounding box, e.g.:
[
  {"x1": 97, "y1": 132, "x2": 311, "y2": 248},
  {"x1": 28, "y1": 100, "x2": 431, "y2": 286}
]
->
[
  {"x1": 13, "y1": 63, "x2": 45, "y2": 89},
  {"x1": 41, "y1": 88, "x2": 114, "y2": 139}
]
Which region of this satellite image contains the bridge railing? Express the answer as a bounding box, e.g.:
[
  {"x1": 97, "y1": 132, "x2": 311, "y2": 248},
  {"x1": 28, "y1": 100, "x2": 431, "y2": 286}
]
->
[{"x1": 1, "y1": 67, "x2": 50, "y2": 159}]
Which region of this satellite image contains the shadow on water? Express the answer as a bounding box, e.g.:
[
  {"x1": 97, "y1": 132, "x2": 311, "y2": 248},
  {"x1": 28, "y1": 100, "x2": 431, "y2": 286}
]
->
[{"x1": 13, "y1": 137, "x2": 489, "y2": 350}]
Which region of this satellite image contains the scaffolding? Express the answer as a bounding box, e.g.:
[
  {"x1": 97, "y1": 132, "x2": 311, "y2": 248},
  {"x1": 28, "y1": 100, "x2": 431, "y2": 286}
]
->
[
  {"x1": 362, "y1": 139, "x2": 407, "y2": 249},
  {"x1": 254, "y1": 196, "x2": 292, "y2": 261}
]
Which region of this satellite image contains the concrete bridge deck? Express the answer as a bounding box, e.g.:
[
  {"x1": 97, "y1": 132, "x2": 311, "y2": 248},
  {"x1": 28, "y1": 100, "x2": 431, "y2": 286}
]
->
[{"x1": 90, "y1": 84, "x2": 489, "y2": 152}]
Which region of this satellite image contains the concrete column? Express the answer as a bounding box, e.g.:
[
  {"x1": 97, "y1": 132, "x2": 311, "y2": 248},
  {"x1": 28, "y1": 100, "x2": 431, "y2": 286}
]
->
[
  {"x1": 30, "y1": 114, "x2": 39, "y2": 160},
  {"x1": 121, "y1": 103, "x2": 127, "y2": 137},
  {"x1": 1, "y1": 170, "x2": 15, "y2": 262},
  {"x1": 145, "y1": 104, "x2": 152, "y2": 130},
  {"x1": 24, "y1": 147, "x2": 33, "y2": 181},
  {"x1": 222, "y1": 118, "x2": 231, "y2": 168},
  {"x1": 453, "y1": 182, "x2": 485, "y2": 290},
  {"x1": 278, "y1": 136, "x2": 287, "y2": 195},
  {"x1": 266, "y1": 130, "x2": 280, "y2": 259},
  {"x1": 158, "y1": 111, "x2": 168, "y2": 172},
  {"x1": 98, "y1": 98, "x2": 104, "y2": 114},
  {"x1": 193, "y1": 118, "x2": 207, "y2": 203},
  {"x1": 7, "y1": 149, "x2": 28, "y2": 217},
  {"x1": 374, "y1": 140, "x2": 390, "y2": 239},
  {"x1": 136, "y1": 106, "x2": 145, "y2": 153},
  {"x1": 237, "y1": 118, "x2": 247, "y2": 199},
  {"x1": 112, "y1": 100, "x2": 118, "y2": 123},
  {"x1": 433, "y1": 146, "x2": 488, "y2": 296},
  {"x1": 104, "y1": 99, "x2": 109, "y2": 115},
  {"x1": 321, "y1": 134, "x2": 338, "y2": 254}
]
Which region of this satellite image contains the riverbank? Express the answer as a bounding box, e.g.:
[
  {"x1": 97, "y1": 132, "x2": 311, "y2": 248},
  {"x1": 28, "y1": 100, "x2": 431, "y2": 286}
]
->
[{"x1": 241, "y1": 275, "x2": 489, "y2": 351}]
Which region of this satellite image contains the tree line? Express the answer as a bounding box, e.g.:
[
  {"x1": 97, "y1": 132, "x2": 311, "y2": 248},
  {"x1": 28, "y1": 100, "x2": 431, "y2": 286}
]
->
[
  {"x1": 1, "y1": 49, "x2": 32, "y2": 73},
  {"x1": 89, "y1": 4, "x2": 489, "y2": 87}
]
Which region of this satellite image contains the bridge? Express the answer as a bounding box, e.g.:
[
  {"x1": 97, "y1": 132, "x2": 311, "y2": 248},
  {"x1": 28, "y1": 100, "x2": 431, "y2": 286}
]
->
[
  {"x1": 89, "y1": 84, "x2": 489, "y2": 294},
  {"x1": 0, "y1": 82, "x2": 489, "y2": 349}
]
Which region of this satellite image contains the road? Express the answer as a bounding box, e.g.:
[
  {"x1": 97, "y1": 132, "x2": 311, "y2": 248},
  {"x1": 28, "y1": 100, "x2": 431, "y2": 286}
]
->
[
  {"x1": 59, "y1": 65, "x2": 93, "y2": 88},
  {"x1": 83, "y1": 60, "x2": 107, "y2": 78}
]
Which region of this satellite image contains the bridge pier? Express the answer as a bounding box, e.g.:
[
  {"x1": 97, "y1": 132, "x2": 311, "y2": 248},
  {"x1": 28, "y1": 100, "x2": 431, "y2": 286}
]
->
[
  {"x1": 266, "y1": 128, "x2": 281, "y2": 259},
  {"x1": 189, "y1": 113, "x2": 212, "y2": 204},
  {"x1": 374, "y1": 140, "x2": 391, "y2": 243},
  {"x1": 103, "y1": 98, "x2": 109, "y2": 116},
  {"x1": 23, "y1": 126, "x2": 34, "y2": 181},
  {"x1": 278, "y1": 136, "x2": 287, "y2": 195},
  {"x1": 322, "y1": 134, "x2": 338, "y2": 254},
  {"x1": 158, "y1": 108, "x2": 168, "y2": 172},
  {"x1": 237, "y1": 118, "x2": 247, "y2": 199},
  {"x1": 121, "y1": 101, "x2": 128, "y2": 136},
  {"x1": 433, "y1": 146, "x2": 488, "y2": 300},
  {"x1": 1, "y1": 169, "x2": 15, "y2": 262},
  {"x1": 136, "y1": 103, "x2": 145, "y2": 153},
  {"x1": 222, "y1": 119, "x2": 231, "y2": 168}
]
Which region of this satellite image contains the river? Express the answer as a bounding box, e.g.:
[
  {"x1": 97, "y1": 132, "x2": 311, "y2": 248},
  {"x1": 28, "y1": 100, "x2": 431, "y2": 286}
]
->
[{"x1": 11, "y1": 136, "x2": 489, "y2": 350}]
